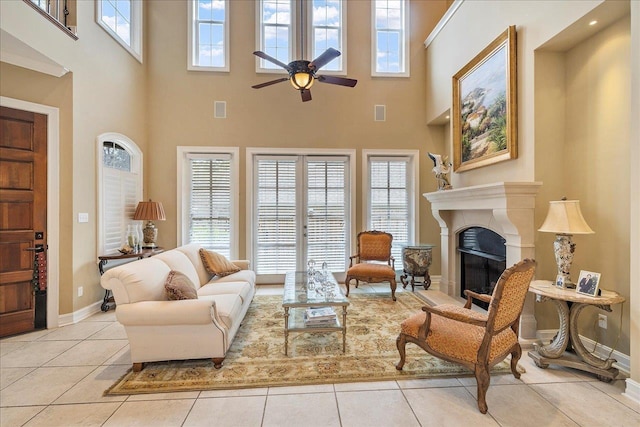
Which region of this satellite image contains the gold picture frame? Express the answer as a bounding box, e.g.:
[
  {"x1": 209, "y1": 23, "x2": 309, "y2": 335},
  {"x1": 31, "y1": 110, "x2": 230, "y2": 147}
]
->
[{"x1": 452, "y1": 26, "x2": 517, "y2": 172}]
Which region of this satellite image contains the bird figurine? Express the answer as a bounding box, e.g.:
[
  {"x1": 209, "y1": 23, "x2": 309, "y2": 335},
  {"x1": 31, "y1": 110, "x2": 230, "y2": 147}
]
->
[{"x1": 428, "y1": 153, "x2": 452, "y2": 191}]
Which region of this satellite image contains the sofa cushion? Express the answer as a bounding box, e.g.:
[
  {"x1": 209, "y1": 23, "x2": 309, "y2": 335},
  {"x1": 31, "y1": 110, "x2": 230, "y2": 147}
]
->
[
  {"x1": 154, "y1": 250, "x2": 202, "y2": 288},
  {"x1": 176, "y1": 244, "x2": 212, "y2": 286},
  {"x1": 199, "y1": 249, "x2": 241, "y2": 277},
  {"x1": 198, "y1": 281, "x2": 253, "y2": 304},
  {"x1": 213, "y1": 270, "x2": 256, "y2": 286},
  {"x1": 165, "y1": 271, "x2": 198, "y2": 300},
  {"x1": 201, "y1": 294, "x2": 243, "y2": 330}
]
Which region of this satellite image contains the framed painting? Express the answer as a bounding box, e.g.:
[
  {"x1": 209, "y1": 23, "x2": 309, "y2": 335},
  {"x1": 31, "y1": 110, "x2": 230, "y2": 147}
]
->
[{"x1": 452, "y1": 26, "x2": 517, "y2": 172}]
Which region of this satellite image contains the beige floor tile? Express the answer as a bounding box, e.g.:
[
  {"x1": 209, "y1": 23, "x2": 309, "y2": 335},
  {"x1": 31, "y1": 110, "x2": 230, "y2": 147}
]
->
[
  {"x1": 0, "y1": 366, "x2": 95, "y2": 406},
  {"x1": 39, "y1": 322, "x2": 110, "y2": 341},
  {"x1": 0, "y1": 329, "x2": 53, "y2": 343},
  {"x1": 104, "y1": 345, "x2": 131, "y2": 366},
  {"x1": 531, "y1": 382, "x2": 640, "y2": 426},
  {"x1": 85, "y1": 310, "x2": 118, "y2": 322},
  {"x1": 199, "y1": 387, "x2": 268, "y2": 398},
  {"x1": 333, "y1": 380, "x2": 399, "y2": 392},
  {"x1": 126, "y1": 391, "x2": 201, "y2": 401},
  {"x1": 88, "y1": 322, "x2": 127, "y2": 340},
  {"x1": 184, "y1": 396, "x2": 266, "y2": 427},
  {"x1": 44, "y1": 339, "x2": 128, "y2": 366},
  {"x1": 0, "y1": 340, "x2": 78, "y2": 368},
  {"x1": 263, "y1": 392, "x2": 340, "y2": 427},
  {"x1": 24, "y1": 402, "x2": 121, "y2": 427},
  {"x1": 102, "y1": 399, "x2": 195, "y2": 427},
  {"x1": 268, "y1": 383, "x2": 334, "y2": 395},
  {"x1": 396, "y1": 377, "x2": 463, "y2": 389},
  {"x1": 0, "y1": 367, "x2": 36, "y2": 390},
  {"x1": 403, "y1": 387, "x2": 499, "y2": 427},
  {"x1": 518, "y1": 354, "x2": 591, "y2": 384},
  {"x1": 255, "y1": 285, "x2": 284, "y2": 296},
  {"x1": 0, "y1": 406, "x2": 45, "y2": 427},
  {"x1": 589, "y1": 378, "x2": 640, "y2": 413},
  {"x1": 0, "y1": 341, "x2": 27, "y2": 357},
  {"x1": 336, "y1": 389, "x2": 420, "y2": 427},
  {"x1": 457, "y1": 371, "x2": 523, "y2": 387},
  {"x1": 54, "y1": 364, "x2": 130, "y2": 404},
  {"x1": 469, "y1": 384, "x2": 579, "y2": 426}
]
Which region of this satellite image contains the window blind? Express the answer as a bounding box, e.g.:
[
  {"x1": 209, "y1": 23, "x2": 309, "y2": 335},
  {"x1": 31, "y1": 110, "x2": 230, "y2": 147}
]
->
[
  {"x1": 102, "y1": 168, "x2": 139, "y2": 254},
  {"x1": 188, "y1": 155, "x2": 232, "y2": 258}
]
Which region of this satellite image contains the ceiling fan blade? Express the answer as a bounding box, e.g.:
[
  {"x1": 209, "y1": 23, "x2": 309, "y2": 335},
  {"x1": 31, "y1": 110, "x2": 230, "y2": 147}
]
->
[
  {"x1": 252, "y1": 77, "x2": 290, "y2": 89},
  {"x1": 253, "y1": 51, "x2": 292, "y2": 72},
  {"x1": 308, "y1": 48, "x2": 341, "y2": 71},
  {"x1": 301, "y1": 89, "x2": 312, "y2": 102},
  {"x1": 317, "y1": 75, "x2": 358, "y2": 88}
]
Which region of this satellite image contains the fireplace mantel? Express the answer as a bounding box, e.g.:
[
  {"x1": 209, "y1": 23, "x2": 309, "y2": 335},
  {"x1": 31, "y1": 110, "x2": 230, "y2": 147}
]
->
[{"x1": 424, "y1": 181, "x2": 542, "y2": 342}]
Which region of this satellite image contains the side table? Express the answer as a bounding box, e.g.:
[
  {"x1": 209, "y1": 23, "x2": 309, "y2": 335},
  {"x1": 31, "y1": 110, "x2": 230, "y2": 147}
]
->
[
  {"x1": 98, "y1": 248, "x2": 164, "y2": 311},
  {"x1": 528, "y1": 280, "x2": 625, "y2": 381},
  {"x1": 400, "y1": 245, "x2": 434, "y2": 291}
]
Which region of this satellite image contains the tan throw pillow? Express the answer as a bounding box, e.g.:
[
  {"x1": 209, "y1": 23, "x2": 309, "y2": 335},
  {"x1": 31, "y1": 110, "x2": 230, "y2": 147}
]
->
[
  {"x1": 165, "y1": 271, "x2": 198, "y2": 300},
  {"x1": 199, "y1": 248, "x2": 241, "y2": 277}
]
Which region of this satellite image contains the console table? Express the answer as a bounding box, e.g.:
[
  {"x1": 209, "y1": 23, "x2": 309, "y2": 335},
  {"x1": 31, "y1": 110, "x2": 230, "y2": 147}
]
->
[
  {"x1": 97, "y1": 248, "x2": 164, "y2": 311},
  {"x1": 400, "y1": 245, "x2": 434, "y2": 291},
  {"x1": 528, "y1": 280, "x2": 625, "y2": 381}
]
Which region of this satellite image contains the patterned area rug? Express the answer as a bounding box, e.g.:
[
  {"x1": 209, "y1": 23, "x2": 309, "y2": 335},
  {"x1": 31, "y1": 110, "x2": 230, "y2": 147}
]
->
[{"x1": 106, "y1": 292, "x2": 520, "y2": 395}]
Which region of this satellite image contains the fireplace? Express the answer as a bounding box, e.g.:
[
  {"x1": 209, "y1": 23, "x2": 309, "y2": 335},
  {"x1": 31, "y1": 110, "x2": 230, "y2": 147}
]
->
[
  {"x1": 424, "y1": 182, "x2": 541, "y2": 342},
  {"x1": 458, "y1": 227, "x2": 506, "y2": 309}
]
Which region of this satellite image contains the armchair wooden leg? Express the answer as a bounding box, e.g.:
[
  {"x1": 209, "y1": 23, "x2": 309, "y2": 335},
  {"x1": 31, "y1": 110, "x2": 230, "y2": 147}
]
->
[
  {"x1": 345, "y1": 277, "x2": 351, "y2": 296},
  {"x1": 390, "y1": 278, "x2": 397, "y2": 301},
  {"x1": 132, "y1": 363, "x2": 144, "y2": 372},
  {"x1": 395, "y1": 333, "x2": 407, "y2": 370},
  {"x1": 510, "y1": 344, "x2": 522, "y2": 379},
  {"x1": 474, "y1": 364, "x2": 490, "y2": 414},
  {"x1": 212, "y1": 358, "x2": 224, "y2": 369}
]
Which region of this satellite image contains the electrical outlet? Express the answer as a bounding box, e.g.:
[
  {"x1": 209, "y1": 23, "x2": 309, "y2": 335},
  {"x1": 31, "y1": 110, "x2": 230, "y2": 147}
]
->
[
  {"x1": 598, "y1": 314, "x2": 607, "y2": 329},
  {"x1": 78, "y1": 286, "x2": 83, "y2": 297}
]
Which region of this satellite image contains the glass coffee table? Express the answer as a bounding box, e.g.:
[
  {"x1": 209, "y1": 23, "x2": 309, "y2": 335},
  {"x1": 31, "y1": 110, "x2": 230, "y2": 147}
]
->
[{"x1": 283, "y1": 271, "x2": 350, "y2": 355}]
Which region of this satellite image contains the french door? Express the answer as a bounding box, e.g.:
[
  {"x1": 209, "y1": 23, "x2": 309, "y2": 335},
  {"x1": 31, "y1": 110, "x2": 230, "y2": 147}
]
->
[{"x1": 253, "y1": 154, "x2": 350, "y2": 281}]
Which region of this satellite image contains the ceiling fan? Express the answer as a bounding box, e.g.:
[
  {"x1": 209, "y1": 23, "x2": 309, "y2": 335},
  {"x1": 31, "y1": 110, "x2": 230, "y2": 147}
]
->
[{"x1": 252, "y1": 0, "x2": 357, "y2": 102}]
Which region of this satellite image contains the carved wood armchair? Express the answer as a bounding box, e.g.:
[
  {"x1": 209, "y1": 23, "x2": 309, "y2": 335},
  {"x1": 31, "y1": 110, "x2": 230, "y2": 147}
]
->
[
  {"x1": 396, "y1": 258, "x2": 536, "y2": 413},
  {"x1": 345, "y1": 230, "x2": 397, "y2": 301}
]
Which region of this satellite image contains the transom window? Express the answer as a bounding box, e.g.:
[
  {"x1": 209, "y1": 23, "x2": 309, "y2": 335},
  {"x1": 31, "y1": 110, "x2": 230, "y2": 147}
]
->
[
  {"x1": 188, "y1": 0, "x2": 229, "y2": 71},
  {"x1": 257, "y1": 0, "x2": 345, "y2": 73},
  {"x1": 96, "y1": 0, "x2": 143, "y2": 62},
  {"x1": 372, "y1": 0, "x2": 409, "y2": 77}
]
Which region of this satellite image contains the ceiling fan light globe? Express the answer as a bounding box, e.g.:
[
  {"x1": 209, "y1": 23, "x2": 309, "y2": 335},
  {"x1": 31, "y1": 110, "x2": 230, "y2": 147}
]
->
[{"x1": 290, "y1": 72, "x2": 314, "y2": 90}]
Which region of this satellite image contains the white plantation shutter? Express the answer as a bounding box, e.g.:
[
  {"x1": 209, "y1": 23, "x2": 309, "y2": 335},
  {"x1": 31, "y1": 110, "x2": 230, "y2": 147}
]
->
[
  {"x1": 188, "y1": 154, "x2": 232, "y2": 258},
  {"x1": 368, "y1": 157, "x2": 410, "y2": 262},
  {"x1": 306, "y1": 158, "x2": 348, "y2": 271},
  {"x1": 255, "y1": 157, "x2": 298, "y2": 274},
  {"x1": 101, "y1": 164, "x2": 141, "y2": 254}
]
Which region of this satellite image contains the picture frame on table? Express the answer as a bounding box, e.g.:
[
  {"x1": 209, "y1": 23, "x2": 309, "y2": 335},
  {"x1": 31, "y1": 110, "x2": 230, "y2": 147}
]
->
[
  {"x1": 576, "y1": 270, "x2": 601, "y2": 297},
  {"x1": 555, "y1": 275, "x2": 566, "y2": 289},
  {"x1": 452, "y1": 25, "x2": 517, "y2": 172}
]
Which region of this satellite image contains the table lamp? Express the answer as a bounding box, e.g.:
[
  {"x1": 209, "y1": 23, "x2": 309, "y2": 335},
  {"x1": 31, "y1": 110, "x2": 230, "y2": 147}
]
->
[
  {"x1": 133, "y1": 200, "x2": 166, "y2": 248},
  {"x1": 538, "y1": 199, "x2": 594, "y2": 287}
]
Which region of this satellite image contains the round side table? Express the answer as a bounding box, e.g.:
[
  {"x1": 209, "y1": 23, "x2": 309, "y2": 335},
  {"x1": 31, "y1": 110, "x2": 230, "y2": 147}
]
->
[{"x1": 400, "y1": 245, "x2": 434, "y2": 291}]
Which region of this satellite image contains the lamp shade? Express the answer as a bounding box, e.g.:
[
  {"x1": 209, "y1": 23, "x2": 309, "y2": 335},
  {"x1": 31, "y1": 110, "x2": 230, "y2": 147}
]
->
[
  {"x1": 290, "y1": 72, "x2": 314, "y2": 90},
  {"x1": 133, "y1": 200, "x2": 166, "y2": 221},
  {"x1": 538, "y1": 200, "x2": 594, "y2": 234}
]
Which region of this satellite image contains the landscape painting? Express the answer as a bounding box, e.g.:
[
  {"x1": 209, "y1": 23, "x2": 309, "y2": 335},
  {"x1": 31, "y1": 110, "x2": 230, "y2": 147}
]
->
[{"x1": 453, "y1": 26, "x2": 517, "y2": 172}]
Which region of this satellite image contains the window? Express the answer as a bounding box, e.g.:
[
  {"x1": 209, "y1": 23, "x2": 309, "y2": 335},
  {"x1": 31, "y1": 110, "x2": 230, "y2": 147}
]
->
[
  {"x1": 177, "y1": 147, "x2": 239, "y2": 259},
  {"x1": 257, "y1": 0, "x2": 345, "y2": 73},
  {"x1": 247, "y1": 149, "x2": 355, "y2": 282},
  {"x1": 372, "y1": 0, "x2": 409, "y2": 77},
  {"x1": 364, "y1": 151, "x2": 418, "y2": 262},
  {"x1": 97, "y1": 133, "x2": 142, "y2": 255},
  {"x1": 188, "y1": 0, "x2": 229, "y2": 71},
  {"x1": 96, "y1": 0, "x2": 143, "y2": 62}
]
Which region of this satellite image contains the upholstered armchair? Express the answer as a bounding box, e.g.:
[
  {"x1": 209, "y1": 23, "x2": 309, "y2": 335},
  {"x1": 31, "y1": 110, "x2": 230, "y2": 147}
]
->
[
  {"x1": 345, "y1": 230, "x2": 397, "y2": 301},
  {"x1": 396, "y1": 258, "x2": 536, "y2": 413}
]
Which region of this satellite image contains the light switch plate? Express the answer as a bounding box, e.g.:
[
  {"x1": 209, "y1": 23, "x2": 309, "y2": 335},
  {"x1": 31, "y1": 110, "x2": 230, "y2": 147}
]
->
[{"x1": 78, "y1": 213, "x2": 89, "y2": 223}]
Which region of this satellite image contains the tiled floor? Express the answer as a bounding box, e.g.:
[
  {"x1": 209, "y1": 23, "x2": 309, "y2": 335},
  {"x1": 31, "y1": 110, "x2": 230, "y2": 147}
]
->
[{"x1": 1, "y1": 284, "x2": 639, "y2": 427}]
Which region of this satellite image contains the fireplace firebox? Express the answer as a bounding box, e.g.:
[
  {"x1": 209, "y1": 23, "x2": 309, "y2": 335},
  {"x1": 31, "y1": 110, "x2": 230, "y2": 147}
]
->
[{"x1": 458, "y1": 227, "x2": 506, "y2": 309}]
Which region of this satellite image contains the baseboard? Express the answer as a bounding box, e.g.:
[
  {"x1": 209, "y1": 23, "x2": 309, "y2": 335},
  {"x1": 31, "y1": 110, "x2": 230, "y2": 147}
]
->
[
  {"x1": 623, "y1": 378, "x2": 640, "y2": 404},
  {"x1": 58, "y1": 300, "x2": 103, "y2": 327},
  {"x1": 536, "y1": 329, "x2": 630, "y2": 375}
]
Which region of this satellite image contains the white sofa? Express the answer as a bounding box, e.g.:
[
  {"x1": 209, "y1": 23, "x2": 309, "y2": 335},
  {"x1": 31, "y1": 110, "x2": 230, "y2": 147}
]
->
[{"x1": 100, "y1": 244, "x2": 256, "y2": 371}]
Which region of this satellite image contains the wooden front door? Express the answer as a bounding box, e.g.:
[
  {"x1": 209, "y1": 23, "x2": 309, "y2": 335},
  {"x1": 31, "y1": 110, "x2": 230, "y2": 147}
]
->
[{"x1": 0, "y1": 106, "x2": 47, "y2": 337}]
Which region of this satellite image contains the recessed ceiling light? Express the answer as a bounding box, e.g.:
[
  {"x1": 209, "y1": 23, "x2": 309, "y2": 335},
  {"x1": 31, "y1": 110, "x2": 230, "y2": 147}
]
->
[{"x1": 589, "y1": 20, "x2": 598, "y2": 26}]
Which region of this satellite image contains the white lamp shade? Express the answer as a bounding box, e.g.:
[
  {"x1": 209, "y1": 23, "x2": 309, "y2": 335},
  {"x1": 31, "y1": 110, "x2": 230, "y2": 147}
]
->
[{"x1": 538, "y1": 200, "x2": 594, "y2": 234}]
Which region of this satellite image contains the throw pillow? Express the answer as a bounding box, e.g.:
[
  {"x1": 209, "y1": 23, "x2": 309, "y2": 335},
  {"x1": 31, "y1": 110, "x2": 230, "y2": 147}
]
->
[
  {"x1": 165, "y1": 270, "x2": 198, "y2": 300},
  {"x1": 199, "y1": 248, "x2": 241, "y2": 277}
]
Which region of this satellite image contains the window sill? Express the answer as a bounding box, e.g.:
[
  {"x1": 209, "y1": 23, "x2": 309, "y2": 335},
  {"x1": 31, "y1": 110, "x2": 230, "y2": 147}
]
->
[{"x1": 23, "y1": 0, "x2": 78, "y2": 40}]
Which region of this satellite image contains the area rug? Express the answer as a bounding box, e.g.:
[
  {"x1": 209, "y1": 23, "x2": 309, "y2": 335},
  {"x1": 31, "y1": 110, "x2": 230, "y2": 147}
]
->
[{"x1": 106, "y1": 292, "x2": 521, "y2": 395}]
